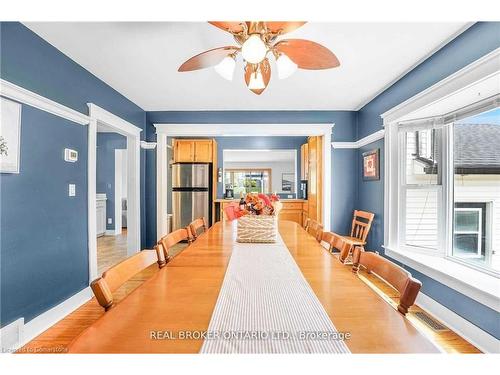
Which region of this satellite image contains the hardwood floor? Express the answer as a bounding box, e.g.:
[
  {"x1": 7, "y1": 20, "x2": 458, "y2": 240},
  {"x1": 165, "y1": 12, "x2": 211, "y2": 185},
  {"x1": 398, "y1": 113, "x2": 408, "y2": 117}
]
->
[
  {"x1": 18, "y1": 237, "x2": 480, "y2": 354},
  {"x1": 97, "y1": 229, "x2": 128, "y2": 275}
]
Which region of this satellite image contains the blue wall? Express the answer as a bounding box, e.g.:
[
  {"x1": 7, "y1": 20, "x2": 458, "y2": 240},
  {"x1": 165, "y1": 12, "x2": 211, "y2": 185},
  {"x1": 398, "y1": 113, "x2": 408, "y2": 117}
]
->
[
  {"x1": 96, "y1": 133, "x2": 127, "y2": 230},
  {"x1": 1, "y1": 106, "x2": 89, "y2": 325},
  {"x1": 0, "y1": 22, "x2": 147, "y2": 327},
  {"x1": 356, "y1": 22, "x2": 500, "y2": 339},
  {"x1": 144, "y1": 111, "x2": 358, "y2": 248}
]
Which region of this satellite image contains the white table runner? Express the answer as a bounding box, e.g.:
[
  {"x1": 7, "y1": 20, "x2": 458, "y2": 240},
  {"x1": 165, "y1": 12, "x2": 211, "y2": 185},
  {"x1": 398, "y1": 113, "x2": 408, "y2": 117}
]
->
[{"x1": 200, "y1": 235, "x2": 351, "y2": 354}]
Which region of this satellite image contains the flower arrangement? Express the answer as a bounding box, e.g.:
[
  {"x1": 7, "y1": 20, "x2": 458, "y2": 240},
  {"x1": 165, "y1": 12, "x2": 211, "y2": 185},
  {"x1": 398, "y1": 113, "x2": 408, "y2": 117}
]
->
[{"x1": 224, "y1": 193, "x2": 282, "y2": 221}]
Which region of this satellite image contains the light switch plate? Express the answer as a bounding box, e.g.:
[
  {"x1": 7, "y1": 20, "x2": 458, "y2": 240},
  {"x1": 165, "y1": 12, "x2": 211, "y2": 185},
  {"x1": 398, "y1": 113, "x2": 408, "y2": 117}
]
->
[
  {"x1": 68, "y1": 184, "x2": 76, "y2": 197},
  {"x1": 107, "y1": 218, "x2": 112, "y2": 224},
  {"x1": 64, "y1": 148, "x2": 78, "y2": 162}
]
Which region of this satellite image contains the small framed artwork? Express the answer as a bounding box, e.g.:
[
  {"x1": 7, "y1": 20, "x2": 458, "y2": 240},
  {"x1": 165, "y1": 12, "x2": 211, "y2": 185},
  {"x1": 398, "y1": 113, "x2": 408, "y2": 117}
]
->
[
  {"x1": 362, "y1": 148, "x2": 380, "y2": 181},
  {"x1": 0, "y1": 97, "x2": 22, "y2": 173},
  {"x1": 282, "y1": 173, "x2": 295, "y2": 192}
]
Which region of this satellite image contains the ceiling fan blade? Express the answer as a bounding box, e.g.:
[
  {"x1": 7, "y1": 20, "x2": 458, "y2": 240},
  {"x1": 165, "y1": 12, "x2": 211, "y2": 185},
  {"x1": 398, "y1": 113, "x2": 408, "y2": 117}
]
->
[
  {"x1": 265, "y1": 22, "x2": 307, "y2": 34},
  {"x1": 208, "y1": 22, "x2": 245, "y2": 34},
  {"x1": 274, "y1": 39, "x2": 340, "y2": 70},
  {"x1": 244, "y1": 59, "x2": 271, "y2": 95},
  {"x1": 178, "y1": 46, "x2": 239, "y2": 72}
]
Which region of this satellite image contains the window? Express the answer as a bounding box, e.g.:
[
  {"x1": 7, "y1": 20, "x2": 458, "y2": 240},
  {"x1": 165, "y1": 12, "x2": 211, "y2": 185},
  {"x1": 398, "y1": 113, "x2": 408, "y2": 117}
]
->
[
  {"x1": 401, "y1": 128, "x2": 442, "y2": 250},
  {"x1": 395, "y1": 106, "x2": 500, "y2": 274},
  {"x1": 224, "y1": 169, "x2": 271, "y2": 196}
]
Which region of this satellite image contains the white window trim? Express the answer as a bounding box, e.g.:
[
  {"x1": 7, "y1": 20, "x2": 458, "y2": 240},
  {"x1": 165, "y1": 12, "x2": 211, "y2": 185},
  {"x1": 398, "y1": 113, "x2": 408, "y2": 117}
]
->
[{"x1": 382, "y1": 47, "x2": 500, "y2": 312}]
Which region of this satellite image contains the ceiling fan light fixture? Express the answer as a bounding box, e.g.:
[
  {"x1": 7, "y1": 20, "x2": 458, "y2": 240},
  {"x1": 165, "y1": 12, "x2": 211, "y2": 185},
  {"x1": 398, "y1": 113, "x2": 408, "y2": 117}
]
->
[
  {"x1": 241, "y1": 34, "x2": 267, "y2": 64},
  {"x1": 214, "y1": 55, "x2": 236, "y2": 81},
  {"x1": 276, "y1": 53, "x2": 298, "y2": 79},
  {"x1": 248, "y1": 70, "x2": 266, "y2": 90}
]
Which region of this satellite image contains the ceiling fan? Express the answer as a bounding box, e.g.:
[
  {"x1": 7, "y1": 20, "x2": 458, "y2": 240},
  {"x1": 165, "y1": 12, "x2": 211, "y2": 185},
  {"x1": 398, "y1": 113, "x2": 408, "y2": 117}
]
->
[{"x1": 178, "y1": 21, "x2": 340, "y2": 95}]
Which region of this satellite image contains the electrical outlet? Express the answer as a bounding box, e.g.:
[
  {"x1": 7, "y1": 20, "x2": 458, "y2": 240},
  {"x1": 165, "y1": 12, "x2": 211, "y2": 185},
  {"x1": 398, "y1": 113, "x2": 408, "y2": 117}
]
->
[
  {"x1": 68, "y1": 184, "x2": 76, "y2": 197},
  {"x1": 107, "y1": 218, "x2": 112, "y2": 224}
]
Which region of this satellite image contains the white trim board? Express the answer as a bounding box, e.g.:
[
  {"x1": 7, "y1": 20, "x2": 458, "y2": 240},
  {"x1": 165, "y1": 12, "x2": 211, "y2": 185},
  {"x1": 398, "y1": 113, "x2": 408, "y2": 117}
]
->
[
  {"x1": 154, "y1": 123, "x2": 333, "y2": 241},
  {"x1": 331, "y1": 129, "x2": 385, "y2": 149},
  {"x1": 0, "y1": 287, "x2": 93, "y2": 353},
  {"x1": 0, "y1": 79, "x2": 90, "y2": 125},
  {"x1": 385, "y1": 247, "x2": 499, "y2": 313},
  {"x1": 416, "y1": 292, "x2": 500, "y2": 353},
  {"x1": 154, "y1": 123, "x2": 333, "y2": 136}
]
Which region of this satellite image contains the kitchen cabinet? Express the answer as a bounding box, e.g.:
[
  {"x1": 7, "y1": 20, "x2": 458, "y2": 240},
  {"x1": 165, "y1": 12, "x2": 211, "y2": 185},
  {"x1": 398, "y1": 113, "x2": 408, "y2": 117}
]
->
[
  {"x1": 278, "y1": 201, "x2": 303, "y2": 225},
  {"x1": 194, "y1": 140, "x2": 213, "y2": 162},
  {"x1": 307, "y1": 136, "x2": 323, "y2": 224},
  {"x1": 173, "y1": 139, "x2": 213, "y2": 163},
  {"x1": 300, "y1": 143, "x2": 309, "y2": 180}
]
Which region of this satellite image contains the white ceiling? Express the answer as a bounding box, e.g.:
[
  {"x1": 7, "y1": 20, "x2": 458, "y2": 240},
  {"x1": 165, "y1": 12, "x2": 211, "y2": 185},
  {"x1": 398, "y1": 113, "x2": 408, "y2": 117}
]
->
[
  {"x1": 24, "y1": 22, "x2": 469, "y2": 111},
  {"x1": 224, "y1": 149, "x2": 295, "y2": 163}
]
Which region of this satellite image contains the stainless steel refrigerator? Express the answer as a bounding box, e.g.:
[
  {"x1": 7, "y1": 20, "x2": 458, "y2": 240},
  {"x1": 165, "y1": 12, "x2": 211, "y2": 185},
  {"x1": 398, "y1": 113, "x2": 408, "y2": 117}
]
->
[{"x1": 172, "y1": 163, "x2": 211, "y2": 231}]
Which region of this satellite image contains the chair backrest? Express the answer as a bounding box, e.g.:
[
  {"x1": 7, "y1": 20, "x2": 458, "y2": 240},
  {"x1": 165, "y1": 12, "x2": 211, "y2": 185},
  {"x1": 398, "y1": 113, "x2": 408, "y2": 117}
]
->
[
  {"x1": 305, "y1": 219, "x2": 323, "y2": 242},
  {"x1": 91, "y1": 250, "x2": 161, "y2": 311},
  {"x1": 350, "y1": 210, "x2": 375, "y2": 241},
  {"x1": 319, "y1": 231, "x2": 337, "y2": 251},
  {"x1": 189, "y1": 217, "x2": 208, "y2": 240},
  {"x1": 156, "y1": 228, "x2": 191, "y2": 267},
  {"x1": 352, "y1": 247, "x2": 422, "y2": 315},
  {"x1": 304, "y1": 217, "x2": 310, "y2": 229}
]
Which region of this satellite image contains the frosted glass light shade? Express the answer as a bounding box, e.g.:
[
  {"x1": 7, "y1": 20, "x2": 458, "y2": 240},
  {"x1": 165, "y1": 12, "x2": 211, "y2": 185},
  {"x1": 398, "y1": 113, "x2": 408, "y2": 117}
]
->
[
  {"x1": 214, "y1": 56, "x2": 236, "y2": 81},
  {"x1": 241, "y1": 34, "x2": 267, "y2": 64},
  {"x1": 248, "y1": 70, "x2": 265, "y2": 90},
  {"x1": 276, "y1": 54, "x2": 298, "y2": 79}
]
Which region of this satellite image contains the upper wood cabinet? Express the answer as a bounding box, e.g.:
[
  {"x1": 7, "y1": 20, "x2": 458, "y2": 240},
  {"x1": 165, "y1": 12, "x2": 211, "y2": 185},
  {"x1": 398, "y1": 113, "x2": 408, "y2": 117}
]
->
[
  {"x1": 194, "y1": 140, "x2": 213, "y2": 162},
  {"x1": 174, "y1": 139, "x2": 214, "y2": 163},
  {"x1": 300, "y1": 143, "x2": 309, "y2": 180}
]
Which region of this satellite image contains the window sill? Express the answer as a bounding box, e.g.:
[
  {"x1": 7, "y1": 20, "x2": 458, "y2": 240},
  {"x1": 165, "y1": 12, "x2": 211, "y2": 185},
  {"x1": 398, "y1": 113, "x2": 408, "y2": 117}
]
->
[{"x1": 384, "y1": 246, "x2": 500, "y2": 312}]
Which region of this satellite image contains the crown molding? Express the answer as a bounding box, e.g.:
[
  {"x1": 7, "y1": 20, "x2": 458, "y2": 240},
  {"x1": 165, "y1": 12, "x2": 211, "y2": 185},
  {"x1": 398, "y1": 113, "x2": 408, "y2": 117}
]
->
[
  {"x1": 331, "y1": 129, "x2": 385, "y2": 149},
  {"x1": 381, "y1": 47, "x2": 500, "y2": 124},
  {"x1": 0, "y1": 79, "x2": 90, "y2": 125}
]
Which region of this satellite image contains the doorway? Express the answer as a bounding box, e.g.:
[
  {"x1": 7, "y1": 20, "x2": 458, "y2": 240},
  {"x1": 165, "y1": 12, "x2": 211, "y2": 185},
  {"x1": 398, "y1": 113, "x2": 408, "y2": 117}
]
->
[
  {"x1": 88, "y1": 104, "x2": 141, "y2": 281},
  {"x1": 95, "y1": 134, "x2": 128, "y2": 275}
]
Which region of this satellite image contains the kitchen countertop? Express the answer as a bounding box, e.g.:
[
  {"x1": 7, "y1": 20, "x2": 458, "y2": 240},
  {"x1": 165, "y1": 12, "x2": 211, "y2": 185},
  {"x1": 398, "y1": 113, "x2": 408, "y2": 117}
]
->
[{"x1": 214, "y1": 198, "x2": 306, "y2": 203}]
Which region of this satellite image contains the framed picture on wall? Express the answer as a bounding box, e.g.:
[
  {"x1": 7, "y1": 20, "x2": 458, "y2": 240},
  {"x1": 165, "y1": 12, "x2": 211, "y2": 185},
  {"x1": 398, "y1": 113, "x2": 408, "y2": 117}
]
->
[
  {"x1": 282, "y1": 173, "x2": 295, "y2": 192},
  {"x1": 362, "y1": 148, "x2": 380, "y2": 181},
  {"x1": 0, "y1": 97, "x2": 22, "y2": 173}
]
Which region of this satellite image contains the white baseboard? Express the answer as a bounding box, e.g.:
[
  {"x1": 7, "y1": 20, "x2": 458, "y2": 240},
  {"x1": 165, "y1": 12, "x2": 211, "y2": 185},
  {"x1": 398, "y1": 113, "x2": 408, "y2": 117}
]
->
[
  {"x1": 1, "y1": 287, "x2": 93, "y2": 353},
  {"x1": 416, "y1": 292, "x2": 500, "y2": 353},
  {"x1": 0, "y1": 318, "x2": 24, "y2": 353}
]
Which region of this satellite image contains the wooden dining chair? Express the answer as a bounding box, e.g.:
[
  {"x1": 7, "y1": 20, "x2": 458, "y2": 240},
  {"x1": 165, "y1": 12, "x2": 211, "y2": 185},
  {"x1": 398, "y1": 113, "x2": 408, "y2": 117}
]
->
[
  {"x1": 155, "y1": 228, "x2": 192, "y2": 268},
  {"x1": 188, "y1": 217, "x2": 208, "y2": 240},
  {"x1": 305, "y1": 218, "x2": 323, "y2": 242},
  {"x1": 318, "y1": 231, "x2": 337, "y2": 251},
  {"x1": 332, "y1": 210, "x2": 375, "y2": 263},
  {"x1": 90, "y1": 250, "x2": 163, "y2": 311},
  {"x1": 352, "y1": 247, "x2": 422, "y2": 315}
]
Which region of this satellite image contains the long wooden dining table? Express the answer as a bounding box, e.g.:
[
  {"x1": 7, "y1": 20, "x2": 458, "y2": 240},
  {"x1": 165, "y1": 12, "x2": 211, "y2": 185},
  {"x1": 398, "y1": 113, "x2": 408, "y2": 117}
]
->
[{"x1": 68, "y1": 220, "x2": 439, "y2": 353}]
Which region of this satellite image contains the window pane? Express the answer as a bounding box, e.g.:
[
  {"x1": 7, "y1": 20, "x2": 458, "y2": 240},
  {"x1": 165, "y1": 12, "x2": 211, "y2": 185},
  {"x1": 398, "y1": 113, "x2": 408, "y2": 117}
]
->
[
  {"x1": 224, "y1": 170, "x2": 270, "y2": 195},
  {"x1": 453, "y1": 233, "x2": 480, "y2": 257},
  {"x1": 405, "y1": 188, "x2": 438, "y2": 249},
  {"x1": 453, "y1": 107, "x2": 500, "y2": 272},
  {"x1": 405, "y1": 129, "x2": 440, "y2": 185},
  {"x1": 454, "y1": 210, "x2": 480, "y2": 232}
]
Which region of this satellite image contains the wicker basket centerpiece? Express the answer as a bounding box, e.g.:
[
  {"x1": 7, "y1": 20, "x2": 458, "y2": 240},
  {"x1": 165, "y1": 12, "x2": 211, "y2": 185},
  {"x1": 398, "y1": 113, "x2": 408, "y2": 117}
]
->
[{"x1": 224, "y1": 193, "x2": 282, "y2": 243}]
